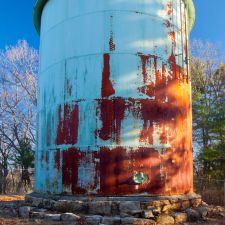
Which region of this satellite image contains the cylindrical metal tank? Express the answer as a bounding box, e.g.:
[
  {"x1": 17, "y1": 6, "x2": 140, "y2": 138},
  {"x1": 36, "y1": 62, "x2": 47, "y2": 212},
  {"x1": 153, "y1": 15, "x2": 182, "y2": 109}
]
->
[{"x1": 34, "y1": 0, "x2": 195, "y2": 196}]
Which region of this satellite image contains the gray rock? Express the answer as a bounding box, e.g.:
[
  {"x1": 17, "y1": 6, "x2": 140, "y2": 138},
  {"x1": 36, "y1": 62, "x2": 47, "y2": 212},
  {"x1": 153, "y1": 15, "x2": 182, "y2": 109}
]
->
[
  {"x1": 120, "y1": 213, "x2": 130, "y2": 218},
  {"x1": 201, "y1": 201, "x2": 208, "y2": 207},
  {"x1": 186, "y1": 208, "x2": 201, "y2": 222},
  {"x1": 197, "y1": 207, "x2": 208, "y2": 218},
  {"x1": 30, "y1": 211, "x2": 45, "y2": 219},
  {"x1": 42, "y1": 199, "x2": 56, "y2": 209},
  {"x1": 111, "y1": 202, "x2": 120, "y2": 216},
  {"x1": 89, "y1": 201, "x2": 112, "y2": 216},
  {"x1": 45, "y1": 213, "x2": 61, "y2": 221},
  {"x1": 54, "y1": 200, "x2": 87, "y2": 213},
  {"x1": 119, "y1": 201, "x2": 141, "y2": 215},
  {"x1": 31, "y1": 197, "x2": 43, "y2": 207},
  {"x1": 19, "y1": 206, "x2": 34, "y2": 218},
  {"x1": 61, "y1": 212, "x2": 80, "y2": 221},
  {"x1": 85, "y1": 215, "x2": 103, "y2": 225},
  {"x1": 156, "y1": 214, "x2": 175, "y2": 225},
  {"x1": 102, "y1": 216, "x2": 121, "y2": 225},
  {"x1": 142, "y1": 210, "x2": 155, "y2": 219},
  {"x1": 173, "y1": 212, "x2": 188, "y2": 224},
  {"x1": 10, "y1": 208, "x2": 19, "y2": 217},
  {"x1": 130, "y1": 210, "x2": 143, "y2": 217},
  {"x1": 121, "y1": 217, "x2": 156, "y2": 225},
  {"x1": 32, "y1": 208, "x2": 47, "y2": 212}
]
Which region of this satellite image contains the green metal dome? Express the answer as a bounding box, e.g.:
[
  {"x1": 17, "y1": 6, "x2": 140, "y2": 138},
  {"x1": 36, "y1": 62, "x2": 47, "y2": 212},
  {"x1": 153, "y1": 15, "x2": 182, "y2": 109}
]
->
[
  {"x1": 33, "y1": 0, "x2": 195, "y2": 34},
  {"x1": 33, "y1": 0, "x2": 48, "y2": 34}
]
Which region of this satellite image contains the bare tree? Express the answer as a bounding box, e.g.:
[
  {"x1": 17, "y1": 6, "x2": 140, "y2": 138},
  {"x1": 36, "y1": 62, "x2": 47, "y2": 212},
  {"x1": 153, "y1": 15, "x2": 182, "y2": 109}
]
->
[{"x1": 0, "y1": 40, "x2": 38, "y2": 193}]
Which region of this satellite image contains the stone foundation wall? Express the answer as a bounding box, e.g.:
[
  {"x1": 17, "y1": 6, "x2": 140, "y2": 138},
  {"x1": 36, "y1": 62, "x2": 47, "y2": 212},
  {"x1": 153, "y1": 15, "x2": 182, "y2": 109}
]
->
[{"x1": 19, "y1": 193, "x2": 206, "y2": 224}]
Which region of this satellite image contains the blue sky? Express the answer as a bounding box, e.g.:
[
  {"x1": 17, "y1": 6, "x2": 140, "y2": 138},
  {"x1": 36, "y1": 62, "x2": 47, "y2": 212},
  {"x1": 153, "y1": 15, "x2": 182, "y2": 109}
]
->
[{"x1": 0, "y1": 0, "x2": 225, "y2": 51}]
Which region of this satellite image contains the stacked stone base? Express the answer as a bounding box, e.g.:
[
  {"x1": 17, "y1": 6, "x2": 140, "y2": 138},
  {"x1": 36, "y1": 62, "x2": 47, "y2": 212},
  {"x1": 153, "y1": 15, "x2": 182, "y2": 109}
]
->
[{"x1": 21, "y1": 193, "x2": 206, "y2": 224}]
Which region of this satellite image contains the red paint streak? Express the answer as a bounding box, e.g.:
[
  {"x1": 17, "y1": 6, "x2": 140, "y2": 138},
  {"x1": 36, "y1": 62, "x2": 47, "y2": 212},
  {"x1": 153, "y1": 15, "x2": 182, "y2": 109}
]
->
[
  {"x1": 62, "y1": 148, "x2": 79, "y2": 193},
  {"x1": 138, "y1": 53, "x2": 150, "y2": 83},
  {"x1": 137, "y1": 53, "x2": 168, "y2": 101},
  {"x1": 62, "y1": 149, "x2": 99, "y2": 194},
  {"x1": 101, "y1": 54, "x2": 115, "y2": 97},
  {"x1": 62, "y1": 148, "x2": 83, "y2": 194},
  {"x1": 130, "y1": 99, "x2": 181, "y2": 145},
  {"x1": 169, "y1": 32, "x2": 176, "y2": 46},
  {"x1": 137, "y1": 53, "x2": 155, "y2": 97},
  {"x1": 160, "y1": 125, "x2": 167, "y2": 144},
  {"x1": 56, "y1": 104, "x2": 79, "y2": 145},
  {"x1": 97, "y1": 98, "x2": 126, "y2": 144},
  {"x1": 168, "y1": 49, "x2": 182, "y2": 80},
  {"x1": 167, "y1": 2, "x2": 173, "y2": 16}
]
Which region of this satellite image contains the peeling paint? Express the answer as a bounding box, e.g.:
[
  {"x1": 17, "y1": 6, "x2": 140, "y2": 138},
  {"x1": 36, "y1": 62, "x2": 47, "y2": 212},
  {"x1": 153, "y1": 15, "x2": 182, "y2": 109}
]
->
[{"x1": 101, "y1": 54, "x2": 115, "y2": 98}]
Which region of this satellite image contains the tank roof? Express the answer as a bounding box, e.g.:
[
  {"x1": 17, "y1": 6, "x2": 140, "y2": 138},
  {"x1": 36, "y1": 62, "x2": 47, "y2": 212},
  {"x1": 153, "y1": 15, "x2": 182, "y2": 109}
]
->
[
  {"x1": 33, "y1": 0, "x2": 48, "y2": 34},
  {"x1": 33, "y1": 0, "x2": 195, "y2": 34}
]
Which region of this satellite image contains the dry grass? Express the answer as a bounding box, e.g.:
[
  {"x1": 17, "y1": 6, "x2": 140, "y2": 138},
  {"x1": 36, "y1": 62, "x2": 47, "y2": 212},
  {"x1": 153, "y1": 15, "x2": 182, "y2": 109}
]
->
[
  {"x1": 0, "y1": 195, "x2": 25, "y2": 202},
  {"x1": 0, "y1": 218, "x2": 67, "y2": 225}
]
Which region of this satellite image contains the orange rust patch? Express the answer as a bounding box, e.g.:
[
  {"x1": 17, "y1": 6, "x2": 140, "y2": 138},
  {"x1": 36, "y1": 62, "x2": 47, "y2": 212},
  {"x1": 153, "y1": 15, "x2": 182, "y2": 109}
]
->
[
  {"x1": 169, "y1": 32, "x2": 176, "y2": 44},
  {"x1": 167, "y1": 2, "x2": 173, "y2": 16}
]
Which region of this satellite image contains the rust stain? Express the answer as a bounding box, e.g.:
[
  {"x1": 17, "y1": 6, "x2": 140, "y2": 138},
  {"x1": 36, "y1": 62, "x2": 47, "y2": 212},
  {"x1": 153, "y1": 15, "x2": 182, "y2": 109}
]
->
[
  {"x1": 53, "y1": 47, "x2": 192, "y2": 196},
  {"x1": 137, "y1": 52, "x2": 154, "y2": 97},
  {"x1": 96, "y1": 98, "x2": 126, "y2": 144},
  {"x1": 101, "y1": 54, "x2": 115, "y2": 97},
  {"x1": 168, "y1": 49, "x2": 182, "y2": 80},
  {"x1": 60, "y1": 148, "x2": 99, "y2": 194},
  {"x1": 62, "y1": 148, "x2": 83, "y2": 194},
  {"x1": 56, "y1": 104, "x2": 79, "y2": 145},
  {"x1": 167, "y1": 1, "x2": 173, "y2": 16},
  {"x1": 169, "y1": 32, "x2": 176, "y2": 46},
  {"x1": 99, "y1": 147, "x2": 164, "y2": 195}
]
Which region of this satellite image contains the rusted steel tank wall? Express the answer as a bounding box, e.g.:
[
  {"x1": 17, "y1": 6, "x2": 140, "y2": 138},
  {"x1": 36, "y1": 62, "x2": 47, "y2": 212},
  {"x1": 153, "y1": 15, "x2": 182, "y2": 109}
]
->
[{"x1": 35, "y1": 0, "x2": 193, "y2": 196}]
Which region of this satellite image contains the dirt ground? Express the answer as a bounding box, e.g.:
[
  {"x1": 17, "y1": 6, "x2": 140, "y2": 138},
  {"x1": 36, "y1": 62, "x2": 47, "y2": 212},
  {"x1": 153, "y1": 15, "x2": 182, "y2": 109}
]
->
[{"x1": 0, "y1": 195, "x2": 224, "y2": 225}]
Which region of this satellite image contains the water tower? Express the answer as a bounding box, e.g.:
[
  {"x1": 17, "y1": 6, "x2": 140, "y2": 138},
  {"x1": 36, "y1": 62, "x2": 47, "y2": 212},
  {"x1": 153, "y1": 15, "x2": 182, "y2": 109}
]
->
[{"x1": 33, "y1": 0, "x2": 195, "y2": 196}]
